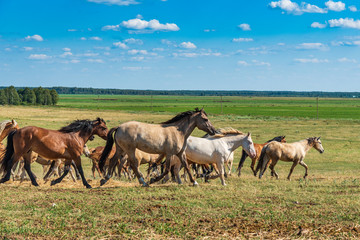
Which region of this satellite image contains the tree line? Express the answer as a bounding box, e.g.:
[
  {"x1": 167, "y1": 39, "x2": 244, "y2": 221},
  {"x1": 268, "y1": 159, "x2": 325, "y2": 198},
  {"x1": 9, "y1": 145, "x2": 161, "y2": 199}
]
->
[
  {"x1": 0, "y1": 86, "x2": 59, "y2": 105},
  {"x1": 49, "y1": 87, "x2": 360, "y2": 98}
]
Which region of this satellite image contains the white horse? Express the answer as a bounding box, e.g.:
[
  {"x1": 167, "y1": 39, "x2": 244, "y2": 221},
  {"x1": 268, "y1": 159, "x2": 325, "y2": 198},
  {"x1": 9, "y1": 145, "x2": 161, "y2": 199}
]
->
[{"x1": 169, "y1": 128, "x2": 256, "y2": 186}]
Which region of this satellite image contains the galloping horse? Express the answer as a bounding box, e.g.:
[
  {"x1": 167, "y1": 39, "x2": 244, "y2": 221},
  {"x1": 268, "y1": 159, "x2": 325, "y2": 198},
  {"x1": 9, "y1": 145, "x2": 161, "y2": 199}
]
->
[
  {"x1": 184, "y1": 128, "x2": 256, "y2": 185},
  {"x1": 0, "y1": 118, "x2": 108, "y2": 188},
  {"x1": 236, "y1": 136, "x2": 286, "y2": 176},
  {"x1": 257, "y1": 137, "x2": 324, "y2": 180},
  {"x1": 99, "y1": 108, "x2": 216, "y2": 186}
]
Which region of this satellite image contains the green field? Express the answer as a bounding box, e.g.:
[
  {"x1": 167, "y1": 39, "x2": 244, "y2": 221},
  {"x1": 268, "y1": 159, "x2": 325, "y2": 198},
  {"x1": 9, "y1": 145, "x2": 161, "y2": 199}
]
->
[
  {"x1": 0, "y1": 96, "x2": 360, "y2": 239},
  {"x1": 58, "y1": 94, "x2": 360, "y2": 120}
]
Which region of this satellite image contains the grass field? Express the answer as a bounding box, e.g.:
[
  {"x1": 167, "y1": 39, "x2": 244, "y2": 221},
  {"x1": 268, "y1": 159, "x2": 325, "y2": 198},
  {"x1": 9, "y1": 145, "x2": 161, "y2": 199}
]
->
[{"x1": 0, "y1": 96, "x2": 360, "y2": 239}]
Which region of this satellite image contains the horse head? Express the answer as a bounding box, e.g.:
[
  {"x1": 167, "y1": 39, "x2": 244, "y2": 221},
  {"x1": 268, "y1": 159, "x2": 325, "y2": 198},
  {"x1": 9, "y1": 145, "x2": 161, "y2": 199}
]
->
[
  {"x1": 244, "y1": 132, "x2": 256, "y2": 159},
  {"x1": 193, "y1": 108, "x2": 216, "y2": 135},
  {"x1": 308, "y1": 137, "x2": 324, "y2": 153},
  {"x1": 91, "y1": 118, "x2": 108, "y2": 140}
]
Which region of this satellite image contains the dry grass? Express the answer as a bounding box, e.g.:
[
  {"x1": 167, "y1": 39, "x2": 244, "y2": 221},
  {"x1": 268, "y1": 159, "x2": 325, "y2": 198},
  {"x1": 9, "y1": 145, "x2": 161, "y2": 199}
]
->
[{"x1": 0, "y1": 105, "x2": 360, "y2": 239}]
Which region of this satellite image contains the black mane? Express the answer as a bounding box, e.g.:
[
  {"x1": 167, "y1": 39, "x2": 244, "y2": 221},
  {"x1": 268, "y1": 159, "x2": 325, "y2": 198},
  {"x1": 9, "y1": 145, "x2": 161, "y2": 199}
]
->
[
  {"x1": 59, "y1": 119, "x2": 95, "y2": 135},
  {"x1": 162, "y1": 108, "x2": 204, "y2": 124},
  {"x1": 266, "y1": 136, "x2": 285, "y2": 143}
]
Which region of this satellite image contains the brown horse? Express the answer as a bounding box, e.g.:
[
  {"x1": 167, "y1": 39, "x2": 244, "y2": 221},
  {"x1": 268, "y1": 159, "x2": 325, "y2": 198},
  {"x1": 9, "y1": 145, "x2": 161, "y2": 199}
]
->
[
  {"x1": 236, "y1": 136, "x2": 286, "y2": 177},
  {"x1": 99, "y1": 108, "x2": 216, "y2": 187},
  {"x1": 257, "y1": 137, "x2": 324, "y2": 180},
  {"x1": 0, "y1": 118, "x2": 108, "y2": 188}
]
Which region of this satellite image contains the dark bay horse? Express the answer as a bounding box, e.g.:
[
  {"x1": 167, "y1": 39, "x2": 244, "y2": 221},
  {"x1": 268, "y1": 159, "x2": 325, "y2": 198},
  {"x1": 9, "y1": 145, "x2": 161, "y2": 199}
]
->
[
  {"x1": 257, "y1": 137, "x2": 324, "y2": 180},
  {"x1": 236, "y1": 136, "x2": 286, "y2": 176},
  {"x1": 0, "y1": 118, "x2": 108, "y2": 188},
  {"x1": 99, "y1": 108, "x2": 216, "y2": 187}
]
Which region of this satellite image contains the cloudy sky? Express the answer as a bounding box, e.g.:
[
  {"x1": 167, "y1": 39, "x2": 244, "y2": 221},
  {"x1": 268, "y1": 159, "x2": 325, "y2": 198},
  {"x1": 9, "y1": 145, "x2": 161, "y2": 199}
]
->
[{"x1": 1, "y1": 0, "x2": 360, "y2": 91}]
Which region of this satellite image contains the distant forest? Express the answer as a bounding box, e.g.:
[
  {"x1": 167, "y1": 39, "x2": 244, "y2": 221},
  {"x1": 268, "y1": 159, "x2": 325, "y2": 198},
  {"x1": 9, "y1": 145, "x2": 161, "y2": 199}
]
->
[
  {"x1": 0, "y1": 86, "x2": 58, "y2": 105},
  {"x1": 1, "y1": 86, "x2": 359, "y2": 98}
]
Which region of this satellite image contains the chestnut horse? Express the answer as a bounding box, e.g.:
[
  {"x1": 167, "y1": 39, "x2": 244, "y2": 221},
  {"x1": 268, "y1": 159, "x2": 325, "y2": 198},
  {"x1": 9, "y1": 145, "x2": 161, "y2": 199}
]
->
[
  {"x1": 257, "y1": 137, "x2": 324, "y2": 180},
  {"x1": 99, "y1": 108, "x2": 216, "y2": 187},
  {"x1": 0, "y1": 118, "x2": 108, "y2": 188},
  {"x1": 236, "y1": 136, "x2": 286, "y2": 177}
]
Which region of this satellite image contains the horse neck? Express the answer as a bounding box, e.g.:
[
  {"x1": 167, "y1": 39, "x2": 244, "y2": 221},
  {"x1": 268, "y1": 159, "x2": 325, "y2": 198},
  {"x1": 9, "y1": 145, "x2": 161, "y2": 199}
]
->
[
  {"x1": 0, "y1": 128, "x2": 11, "y2": 143},
  {"x1": 299, "y1": 139, "x2": 313, "y2": 153},
  {"x1": 74, "y1": 131, "x2": 93, "y2": 146},
  {"x1": 222, "y1": 134, "x2": 246, "y2": 152},
  {"x1": 167, "y1": 116, "x2": 197, "y2": 139}
]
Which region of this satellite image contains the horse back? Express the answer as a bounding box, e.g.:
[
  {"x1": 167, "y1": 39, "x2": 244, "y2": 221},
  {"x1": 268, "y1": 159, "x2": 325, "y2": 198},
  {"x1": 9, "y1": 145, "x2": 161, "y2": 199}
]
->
[{"x1": 266, "y1": 141, "x2": 304, "y2": 162}]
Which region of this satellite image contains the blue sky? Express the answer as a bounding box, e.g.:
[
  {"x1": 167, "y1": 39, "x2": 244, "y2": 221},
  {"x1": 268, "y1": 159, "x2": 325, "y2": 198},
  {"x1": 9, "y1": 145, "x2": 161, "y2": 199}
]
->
[{"x1": 1, "y1": 0, "x2": 360, "y2": 91}]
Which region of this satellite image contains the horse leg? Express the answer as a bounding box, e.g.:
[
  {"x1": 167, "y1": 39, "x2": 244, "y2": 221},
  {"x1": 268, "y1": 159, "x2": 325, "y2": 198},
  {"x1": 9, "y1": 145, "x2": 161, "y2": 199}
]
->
[
  {"x1": 177, "y1": 152, "x2": 198, "y2": 186},
  {"x1": 71, "y1": 157, "x2": 91, "y2": 188},
  {"x1": 237, "y1": 150, "x2": 248, "y2": 176},
  {"x1": 150, "y1": 155, "x2": 172, "y2": 184},
  {"x1": 92, "y1": 162, "x2": 96, "y2": 179},
  {"x1": 258, "y1": 155, "x2": 271, "y2": 179},
  {"x1": 287, "y1": 161, "x2": 298, "y2": 180},
  {"x1": 173, "y1": 158, "x2": 183, "y2": 184},
  {"x1": 44, "y1": 160, "x2": 62, "y2": 182},
  {"x1": 250, "y1": 158, "x2": 257, "y2": 176},
  {"x1": 100, "y1": 146, "x2": 123, "y2": 186},
  {"x1": 299, "y1": 161, "x2": 308, "y2": 179},
  {"x1": 69, "y1": 165, "x2": 77, "y2": 182},
  {"x1": 22, "y1": 153, "x2": 39, "y2": 186},
  {"x1": 71, "y1": 160, "x2": 81, "y2": 180},
  {"x1": 269, "y1": 163, "x2": 279, "y2": 179},
  {"x1": 51, "y1": 162, "x2": 71, "y2": 186},
  {"x1": 128, "y1": 153, "x2": 148, "y2": 187}
]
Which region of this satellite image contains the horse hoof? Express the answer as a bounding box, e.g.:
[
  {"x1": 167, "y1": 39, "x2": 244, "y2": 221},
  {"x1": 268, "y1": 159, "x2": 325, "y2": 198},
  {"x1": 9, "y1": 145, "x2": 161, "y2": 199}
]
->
[
  {"x1": 193, "y1": 181, "x2": 199, "y2": 186},
  {"x1": 100, "y1": 179, "x2": 107, "y2": 186},
  {"x1": 149, "y1": 178, "x2": 155, "y2": 184},
  {"x1": 50, "y1": 180, "x2": 57, "y2": 186},
  {"x1": 86, "y1": 184, "x2": 92, "y2": 189},
  {"x1": 142, "y1": 183, "x2": 149, "y2": 187}
]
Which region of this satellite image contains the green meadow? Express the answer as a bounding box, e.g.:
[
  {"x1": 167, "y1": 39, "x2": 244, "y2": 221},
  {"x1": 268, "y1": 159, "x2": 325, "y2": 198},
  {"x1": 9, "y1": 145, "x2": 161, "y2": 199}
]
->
[{"x1": 0, "y1": 95, "x2": 359, "y2": 239}]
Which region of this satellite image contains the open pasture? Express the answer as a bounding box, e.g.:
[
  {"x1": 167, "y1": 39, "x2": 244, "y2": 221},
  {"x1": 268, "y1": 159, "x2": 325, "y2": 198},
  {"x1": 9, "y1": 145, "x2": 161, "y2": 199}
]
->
[{"x1": 0, "y1": 98, "x2": 360, "y2": 239}]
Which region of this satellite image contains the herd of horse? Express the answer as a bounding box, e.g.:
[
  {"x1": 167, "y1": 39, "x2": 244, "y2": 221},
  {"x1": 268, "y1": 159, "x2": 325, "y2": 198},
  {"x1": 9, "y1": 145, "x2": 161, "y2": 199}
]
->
[{"x1": 0, "y1": 108, "x2": 325, "y2": 188}]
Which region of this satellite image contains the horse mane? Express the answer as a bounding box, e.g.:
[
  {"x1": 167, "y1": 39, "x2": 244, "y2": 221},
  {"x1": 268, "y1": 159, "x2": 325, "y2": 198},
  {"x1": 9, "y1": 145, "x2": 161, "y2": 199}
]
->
[
  {"x1": 161, "y1": 108, "x2": 204, "y2": 124},
  {"x1": 0, "y1": 120, "x2": 15, "y2": 136},
  {"x1": 59, "y1": 119, "x2": 94, "y2": 135},
  {"x1": 265, "y1": 136, "x2": 285, "y2": 143},
  {"x1": 205, "y1": 128, "x2": 244, "y2": 138}
]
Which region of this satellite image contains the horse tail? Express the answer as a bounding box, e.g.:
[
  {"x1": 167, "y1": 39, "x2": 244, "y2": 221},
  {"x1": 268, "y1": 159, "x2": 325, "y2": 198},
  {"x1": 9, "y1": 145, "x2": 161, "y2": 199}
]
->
[
  {"x1": 236, "y1": 149, "x2": 248, "y2": 175},
  {"x1": 255, "y1": 145, "x2": 268, "y2": 177},
  {"x1": 99, "y1": 127, "x2": 118, "y2": 172},
  {"x1": 0, "y1": 130, "x2": 16, "y2": 174}
]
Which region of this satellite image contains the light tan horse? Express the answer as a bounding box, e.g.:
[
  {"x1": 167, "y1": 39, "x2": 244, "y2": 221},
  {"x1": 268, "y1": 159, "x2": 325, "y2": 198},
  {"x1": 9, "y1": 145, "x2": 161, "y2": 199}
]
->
[
  {"x1": 99, "y1": 108, "x2": 216, "y2": 187},
  {"x1": 257, "y1": 137, "x2": 324, "y2": 180},
  {"x1": 0, "y1": 120, "x2": 19, "y2": 161}
]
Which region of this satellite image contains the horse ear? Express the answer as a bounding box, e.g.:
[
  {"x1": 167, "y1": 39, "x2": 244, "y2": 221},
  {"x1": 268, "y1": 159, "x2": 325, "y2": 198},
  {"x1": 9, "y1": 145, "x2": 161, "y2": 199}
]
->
[
  {"x1": 317, "y1": 136, "x2": 321, "y2": 140},
  {"x1": 11, "y1": 119, "x2": 15, "y2": 125},
  {"x1": 247, "y1": 132, "x2": 251, "y2": 137}
]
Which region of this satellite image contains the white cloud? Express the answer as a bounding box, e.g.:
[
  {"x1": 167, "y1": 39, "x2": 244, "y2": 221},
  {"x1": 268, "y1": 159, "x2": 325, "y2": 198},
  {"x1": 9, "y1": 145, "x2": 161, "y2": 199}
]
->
[
  {"x1": 130, "y1": 56, "x2": 145, "y2": 61},
  {"x1": 89, "y1": 36, "x2": 102, "y2": 41},
  {"x1": 204, "y1": 29, "x2": 216, "y2": 32},
  {"x1": 153, "y1": 48, "x2": 164, "y2": 51},
  {"x1": 269, "y1": 0, "x2": 327, "y2": 14},
  {"x1": 70, "y1": 60, "x2": 80, "y2": 63},
  {"x1": 136, "y1": 14, "x2": 143, "y2": 19},
  {"x1": 121, "y1": 18, "x2": 179, "y2": 32},
  {"x1": 128, "y1": 49, "x2": 148, "y2": 55},
  {"x1": 325, "y1": 0, "x2": 345, "y2": 12},
  {"x1": 232, "y1": 38, "x2": 253, "y2": 42},
  {"x1": 25, "y1": 34, "x2": 43, "y2": 42},
  {"x1": 87, "y1": 59, "x2": 104, "y2": 63},
  {"x1": 179, "y1": 41, "x2": 197, "y2": 49},
  {"x1": 294, "y1": 58, "x2": 329, "y2": 63},
  {"x1": 349, "y1": 6, "x2": 357, "y2": 12},
  {"x1": 113, "y1": 42, "x2": 128, "y2": 49},
  {"x1": 102, "y1": 25, "x2": 120, "y2": 31},
  {"x1": 252, "y1": 60, "x2": 271, "y2": 66},
  {"x1": 122, "y1": 66, "x2": 150, "y2": 71},
  {"x1": 82, "y1": 53, "x2": 99, "y2": 57},
  {"x1": 238, "y1": 23, "x2": 251, "y2": 31},
  {"x1": 80, "y1": 37, "x2": 87, "y2": 40},
  {"x1": 237, "y1": 60, "x2": 249, "y2": 66},
  {"x1": 338, "y1": 57, "x2": 357, "y2": 63},
  {"x1": 23, "y1": 47, "x2": 33, "y2": 51},
  {"x1": 331, "y1": 40, "x2": 360, "y2": 46},
  {"x1": 60, "y1": 52, "x2": 73, "y2": 58},
  {"x1": 296, "y1": 43, "x2": 326, "y2": 50},
  {"x1": 87, "y1": 0, "x2": 139, "y2": 6},
  {"x1": 124, "y1": 38, "x2": 143, "y2": 45},
  {"x1": 63, "y1": 48, "x2": 71, "y2": 52},
  {"x1": 161, "y1": 39, "x2": 174, "y2": 45},
  {"x1": 328, "y1": 18, "x2": 360, "y2": 29},
  {"x1": 28, "y1": 54, "x2": 51, "y2": 60},
  {"x1": 311, "y1": 22, "x2": 327, "y2": 29},
  {"x1": 68, "y1": 29, "x2": 78, "y2": 32}
]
